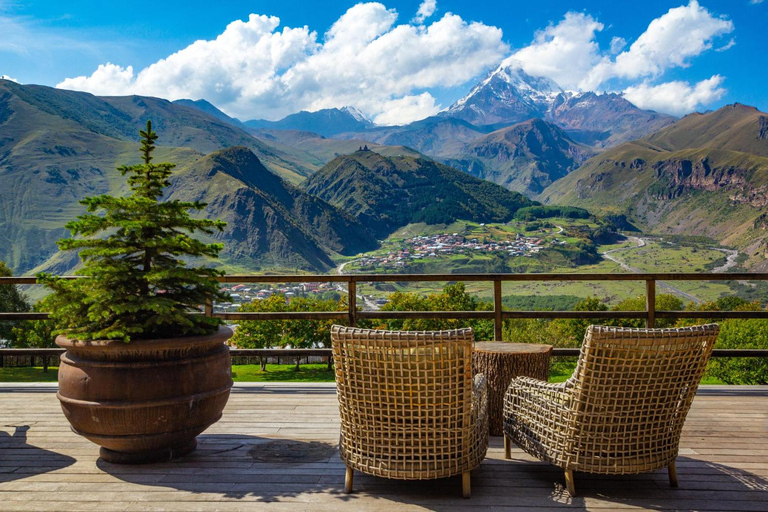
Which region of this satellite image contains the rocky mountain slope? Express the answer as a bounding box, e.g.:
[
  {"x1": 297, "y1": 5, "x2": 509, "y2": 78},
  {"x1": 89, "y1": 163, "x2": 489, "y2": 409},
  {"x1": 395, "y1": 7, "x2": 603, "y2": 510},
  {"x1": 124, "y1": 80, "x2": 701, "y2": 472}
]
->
[
  {"x1": 442, "y1": 119, "x2": 594, "y2": 197},
  {"x1": 166, "y1": 147, "x2": 377, "y2": 271},
  {"x1": 301, "y1": 149, "x2": 536, "y2": 238},
  {"x1": 541, "y1": 103, "x2": 768, "y2": 268}
]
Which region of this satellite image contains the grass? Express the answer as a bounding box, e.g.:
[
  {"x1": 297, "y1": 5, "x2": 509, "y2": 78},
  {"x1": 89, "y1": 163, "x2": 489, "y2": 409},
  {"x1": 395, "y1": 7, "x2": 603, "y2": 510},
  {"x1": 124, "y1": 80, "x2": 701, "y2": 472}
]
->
[
  {"x1": 0, "y1": 364, "x2": 337, "y2": 384},
  {"x1": 0, "y1": 362, "x2": 728, "y2": 384},
  {"x1": 230, "y1": 363, "x2": 335, "y2": 382}
]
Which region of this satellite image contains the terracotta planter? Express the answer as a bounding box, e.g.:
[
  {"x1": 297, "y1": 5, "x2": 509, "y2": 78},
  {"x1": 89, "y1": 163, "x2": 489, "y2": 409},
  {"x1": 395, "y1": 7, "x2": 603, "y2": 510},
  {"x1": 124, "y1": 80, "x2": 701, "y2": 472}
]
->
[{"x1": 56, "y1": 326, "x2": 233, "y2": 464}]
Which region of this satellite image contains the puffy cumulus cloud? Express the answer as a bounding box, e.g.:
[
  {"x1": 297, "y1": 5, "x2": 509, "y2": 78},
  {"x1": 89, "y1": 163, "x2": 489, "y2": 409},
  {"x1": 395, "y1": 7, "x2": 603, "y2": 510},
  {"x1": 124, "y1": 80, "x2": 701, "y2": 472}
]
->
[
  {"x1": 622, "y1": 75, "x2": 726, "y2": 115},
  {"x1": 582, "y1": 1, "x2": 733, "y2": 89},
  {"x1": 57, "y1": 3, "x2": 506, "y2": 124},
  {"x1": 505, "y1": 1, "x2": 734, "y2": 115},
  {"x1": 511, "y1": 12, "x2": 604, "y2": 90},
  {"x1": 373, "y1": 92, "x2": 438, "y2": 125},
  {"x1": 59, "y1": 63, "x2": 136, "y2": 95},
  {"x1": 0, "y1": 74, "x2": 19, "y2": 83},
  {"x1": 413, "y1": 0, "x2": 437, "y2": 24}
]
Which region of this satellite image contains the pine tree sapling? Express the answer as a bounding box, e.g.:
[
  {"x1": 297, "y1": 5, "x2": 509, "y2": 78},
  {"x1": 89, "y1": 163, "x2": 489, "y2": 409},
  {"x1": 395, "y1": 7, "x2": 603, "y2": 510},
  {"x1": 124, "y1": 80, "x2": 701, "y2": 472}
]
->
[{"x1": 38, "y1": 121, "x2": 228, "y2": 342}]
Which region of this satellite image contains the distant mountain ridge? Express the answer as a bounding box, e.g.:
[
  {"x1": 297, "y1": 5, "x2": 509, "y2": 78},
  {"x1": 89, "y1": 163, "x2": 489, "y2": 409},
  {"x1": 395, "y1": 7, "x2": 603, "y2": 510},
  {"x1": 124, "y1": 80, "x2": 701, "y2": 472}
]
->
[
  {"x1": 245, "y1": 107, "x2": 373, "y2": 137},
  {"x1": 301, "y1": 150, "x2": 536, "y2": 238},
  {"x1": 0, "y1": 79, "x2": 376, "y2": 273}
]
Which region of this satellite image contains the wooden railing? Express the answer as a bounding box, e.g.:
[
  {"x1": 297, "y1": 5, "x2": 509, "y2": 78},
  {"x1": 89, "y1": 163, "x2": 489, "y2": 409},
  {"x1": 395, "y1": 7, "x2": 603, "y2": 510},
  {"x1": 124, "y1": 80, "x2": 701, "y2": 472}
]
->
[{"x1": 3, "y1": 273, "x2": 768, "y2": 362}]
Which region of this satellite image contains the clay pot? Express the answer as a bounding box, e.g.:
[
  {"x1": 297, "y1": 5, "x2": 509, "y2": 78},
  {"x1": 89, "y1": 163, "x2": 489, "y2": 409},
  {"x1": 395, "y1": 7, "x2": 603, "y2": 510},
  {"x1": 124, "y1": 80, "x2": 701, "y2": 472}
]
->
[{"x1": 56, "y1": 326, "x2": 233, "y2": 464}]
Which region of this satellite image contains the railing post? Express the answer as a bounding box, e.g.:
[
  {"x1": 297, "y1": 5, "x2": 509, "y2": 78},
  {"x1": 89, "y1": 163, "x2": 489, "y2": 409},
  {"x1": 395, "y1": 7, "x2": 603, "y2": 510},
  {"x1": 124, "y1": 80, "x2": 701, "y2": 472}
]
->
[
  {"x1": 204, "y1": 296, "x2": 213, "y2": 317},
  {"x1": 646, "y1": 279, "x2": 656, "y2": 328},
  {"x1": 494, "y1": 278, "x2": 503, "y2": 341},
  {"x1": 348, "y1": 279, "x2": 357, "y2": 327}
]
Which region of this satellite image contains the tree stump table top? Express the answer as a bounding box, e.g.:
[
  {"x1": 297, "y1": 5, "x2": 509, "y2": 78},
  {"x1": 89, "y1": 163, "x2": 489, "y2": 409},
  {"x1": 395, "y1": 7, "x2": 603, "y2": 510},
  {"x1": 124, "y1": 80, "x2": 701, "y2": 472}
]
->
[
  {"x1": 472, "y1": 342, "x2": 553, "y2": 436},
  {"x1": 473, "y1": 342, "x2": 553, "y2": 355}
]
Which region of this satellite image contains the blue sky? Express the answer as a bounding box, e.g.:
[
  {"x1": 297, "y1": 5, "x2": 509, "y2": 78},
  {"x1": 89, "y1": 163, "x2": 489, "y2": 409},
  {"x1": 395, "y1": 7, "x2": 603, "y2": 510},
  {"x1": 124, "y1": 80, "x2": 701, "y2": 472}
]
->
[{"x1": 1, "y1": 1, "x2": 765, "y2": 123}]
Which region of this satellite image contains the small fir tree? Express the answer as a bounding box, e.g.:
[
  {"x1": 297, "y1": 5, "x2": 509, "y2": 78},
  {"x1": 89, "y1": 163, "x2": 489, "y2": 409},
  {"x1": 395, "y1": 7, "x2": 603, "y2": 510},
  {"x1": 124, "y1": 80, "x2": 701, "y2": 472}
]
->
[{"x1": 38, "y1": 121, "x2": 228, "y2": 341}]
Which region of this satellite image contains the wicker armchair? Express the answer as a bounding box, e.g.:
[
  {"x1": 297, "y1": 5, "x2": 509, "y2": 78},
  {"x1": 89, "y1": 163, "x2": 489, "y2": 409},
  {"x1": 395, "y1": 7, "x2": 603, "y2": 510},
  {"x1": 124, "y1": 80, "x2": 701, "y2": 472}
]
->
[
  {"x1": 331, "y1": 325, "x2": 489, "y2": 498},
  {"x1": 503, "y1": 324, "x2": 719, "y2": 496}
]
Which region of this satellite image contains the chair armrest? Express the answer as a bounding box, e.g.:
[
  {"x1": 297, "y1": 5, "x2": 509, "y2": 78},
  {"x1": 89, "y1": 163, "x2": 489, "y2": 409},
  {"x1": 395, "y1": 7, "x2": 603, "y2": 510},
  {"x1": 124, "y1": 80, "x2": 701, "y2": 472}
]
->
[
  {"x1": 472, "y1": 373, "x2": 489, "y2": 444},
  {"x1": 472, "y1": 373, "x2": 488, "y2": 420},
  {"x1": 504, "y1": 377, "x2": 572, "y2": 424}
]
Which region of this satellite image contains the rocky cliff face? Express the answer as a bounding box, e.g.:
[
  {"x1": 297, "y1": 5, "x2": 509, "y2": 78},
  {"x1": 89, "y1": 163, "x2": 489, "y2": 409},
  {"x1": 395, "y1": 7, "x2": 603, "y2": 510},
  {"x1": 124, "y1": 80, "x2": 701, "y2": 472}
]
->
[
  {"x1": 646, "y1": 157, "x2": 768, "y2": 207},
  {"x1": 759, "y1": 116, "x2": 768, "y2": 140}
]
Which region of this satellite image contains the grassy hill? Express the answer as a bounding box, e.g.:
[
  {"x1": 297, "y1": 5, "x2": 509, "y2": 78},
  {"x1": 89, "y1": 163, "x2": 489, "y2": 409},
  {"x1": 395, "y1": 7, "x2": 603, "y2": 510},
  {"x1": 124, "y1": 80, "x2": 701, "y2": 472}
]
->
[
  {"x1": 0, "y1": 80, "x2": 312, "y2": 183},
  {"x1": 301, "y1": 150, "x2": 536, "y2": 238},
  {"x1": 542, "y1": 103, "x2": 768, "y2": 268}
]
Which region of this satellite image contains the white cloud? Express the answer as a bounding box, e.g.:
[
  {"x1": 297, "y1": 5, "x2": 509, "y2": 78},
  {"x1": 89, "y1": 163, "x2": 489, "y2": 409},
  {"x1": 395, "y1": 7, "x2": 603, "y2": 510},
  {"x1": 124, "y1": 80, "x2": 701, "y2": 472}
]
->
[
  {"x1": 509, "y1": 1, "x2": 732, "y2": 94},
  {"x1": 622, "y1": 75, "x2": 726, "y2": 115},
  {"x1": 511, "y1": 12, "x2": 604, "y2": 91},
  {"x1": 373, "y1": 92, "x2": 439, "y2": 125},
  {"x1": 57, "y1": 2, "x2": 506, "y2": 124},
  {"x1": 504, "y1": 1, "x2": 734, "y2": 115},
  {"x1": 413, "y1": 0, "x2": 437, "y2": 24},
  {"x1": 0, "y1": 74, "x2": 19, "y2": 82},
  {"x1": 581, "y1": 1, "x2": 733, "y2": 89},
  {"x1": 750, "y1": 0, "x2": 764, "y2": 4},
  {"x1": 609, "y1": 36, "x2": 627, "y2": 54}
]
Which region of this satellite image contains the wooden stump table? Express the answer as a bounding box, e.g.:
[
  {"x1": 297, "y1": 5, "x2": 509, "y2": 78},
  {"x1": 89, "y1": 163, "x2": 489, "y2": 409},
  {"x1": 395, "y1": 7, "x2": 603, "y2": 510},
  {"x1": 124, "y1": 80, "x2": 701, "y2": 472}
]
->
[{"x1": 473, "y1": 342, "x2": 553, "y2": 435}]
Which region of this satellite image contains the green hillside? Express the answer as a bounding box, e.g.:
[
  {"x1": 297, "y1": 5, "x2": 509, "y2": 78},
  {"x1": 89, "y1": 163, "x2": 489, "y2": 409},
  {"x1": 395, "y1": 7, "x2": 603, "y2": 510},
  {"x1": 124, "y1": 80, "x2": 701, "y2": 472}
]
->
[
  {"x1": 542, "y1": 104, "x2": 768, "y2": 268},
  {"x1": 0, "y1": 79, "x2": 312, "y2": 183},
  {"x1": 301, "y1": 149, "x2": 536, "y2": 238}
]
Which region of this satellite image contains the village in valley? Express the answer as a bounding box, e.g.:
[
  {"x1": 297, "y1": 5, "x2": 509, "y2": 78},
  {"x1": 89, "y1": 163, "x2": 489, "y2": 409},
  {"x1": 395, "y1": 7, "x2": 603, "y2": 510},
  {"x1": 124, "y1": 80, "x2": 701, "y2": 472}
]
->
[{"x1": 349, "y1": 230, "x2": 567, "y2": 271}]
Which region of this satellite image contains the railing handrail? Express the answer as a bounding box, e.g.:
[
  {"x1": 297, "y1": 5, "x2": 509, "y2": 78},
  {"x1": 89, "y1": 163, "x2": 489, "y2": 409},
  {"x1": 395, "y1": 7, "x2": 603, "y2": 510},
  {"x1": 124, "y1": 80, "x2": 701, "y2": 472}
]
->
[
  {"x1": 4, "y1": 272, "x2": 768, "y2": 285},
  {"x1": 2, "y1": 347, "x2": 767, "y2": 358},
  {"x1": 3, "y1": 273, "x2": 768, "y2": 359}
]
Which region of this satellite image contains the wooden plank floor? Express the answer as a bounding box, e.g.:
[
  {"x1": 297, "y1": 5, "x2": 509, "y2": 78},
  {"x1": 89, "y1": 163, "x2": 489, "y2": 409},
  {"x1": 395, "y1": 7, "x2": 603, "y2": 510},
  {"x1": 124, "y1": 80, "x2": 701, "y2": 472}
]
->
[{"x1": 1, "y1": 383, "x2": 767, "y2": 511}]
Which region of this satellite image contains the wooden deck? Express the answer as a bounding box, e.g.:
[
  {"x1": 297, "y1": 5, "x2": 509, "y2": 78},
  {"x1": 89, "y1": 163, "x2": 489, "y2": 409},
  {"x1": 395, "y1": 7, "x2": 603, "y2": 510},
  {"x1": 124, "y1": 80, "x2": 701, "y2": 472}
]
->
[{"x1": 1, "y1": 383, "x2": 767, "y2": 511}]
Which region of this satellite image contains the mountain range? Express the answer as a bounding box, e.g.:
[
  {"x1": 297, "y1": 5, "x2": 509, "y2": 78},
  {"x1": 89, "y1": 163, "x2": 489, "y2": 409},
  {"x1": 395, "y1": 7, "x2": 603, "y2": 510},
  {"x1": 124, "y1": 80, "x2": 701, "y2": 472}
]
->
[
  {"x1": 5, "y1": 63, "x2": 768, "y2": 275},
  {"x1": 234, "y1": 61, "x2": 674, "y2": 196}
]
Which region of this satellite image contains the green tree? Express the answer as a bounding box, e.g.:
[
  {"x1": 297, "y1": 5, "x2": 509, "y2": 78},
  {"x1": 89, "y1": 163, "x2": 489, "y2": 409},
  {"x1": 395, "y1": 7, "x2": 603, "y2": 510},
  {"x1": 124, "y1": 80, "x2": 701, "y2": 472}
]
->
[
  {"x1": 0, "y1": 261, "x2": 30, "y2": 343},
  {"x1": 380, "y1": 282, "x2": 494, "y2": 339},
  {"x1": 231, "y1": 295, "x2": 287, "y2": 371},
  {"x1": 674, "y1": 297, "x2": 768, "y2": 384},
  {"x1": 551, "y1": 296, "x2": 608, "y2": 347},
  {"x1": 38, "y1": 121, "x2": 228, "y2": 342},
  {"x1": 612, "y1": 293, "x2": 684, "y2": 328},
  {"x1": 231, "y1": 294, "x2": 346, "y2": 371}
]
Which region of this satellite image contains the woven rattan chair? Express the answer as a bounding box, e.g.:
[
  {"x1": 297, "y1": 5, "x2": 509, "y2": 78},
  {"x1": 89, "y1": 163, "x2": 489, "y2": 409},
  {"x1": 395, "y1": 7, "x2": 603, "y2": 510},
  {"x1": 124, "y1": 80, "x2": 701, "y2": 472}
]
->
[
  {"x1": 331, "y1": 325, "x2": 489, "y2": 498},
  {"x1": 503, "y1": 324, "x2": 719, "y2": 496}
]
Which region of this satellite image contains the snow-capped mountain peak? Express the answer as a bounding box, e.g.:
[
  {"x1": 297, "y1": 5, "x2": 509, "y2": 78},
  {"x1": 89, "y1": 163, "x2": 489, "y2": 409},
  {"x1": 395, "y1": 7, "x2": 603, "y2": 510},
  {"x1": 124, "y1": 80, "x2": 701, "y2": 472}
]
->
[
  {"x1": 341, "y1": 106, "x2": 373, "y2": 125},
  {"x1": 444, "y1": 59, "x2": 564, "y2": 125}
]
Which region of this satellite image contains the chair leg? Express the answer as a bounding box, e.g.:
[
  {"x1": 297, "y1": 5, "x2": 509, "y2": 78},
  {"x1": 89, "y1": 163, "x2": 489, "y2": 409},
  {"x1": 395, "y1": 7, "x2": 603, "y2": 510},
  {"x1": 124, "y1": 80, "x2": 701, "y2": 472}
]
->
[
  {"x1": 462, "y1": 471, "x2": 471, "y2": 499},
  {"x1": 504, "y1": 436, "x2": 511, "y2": 459},
  {"x1": 564, "y1": 469, "x2": 576, "y2": 497},
  {"x1": 668, "y1": 461, "x2": 678, "y2": 488},
  {"x1": 345, "y1": 466, "x2": 354, "y2": 494}
]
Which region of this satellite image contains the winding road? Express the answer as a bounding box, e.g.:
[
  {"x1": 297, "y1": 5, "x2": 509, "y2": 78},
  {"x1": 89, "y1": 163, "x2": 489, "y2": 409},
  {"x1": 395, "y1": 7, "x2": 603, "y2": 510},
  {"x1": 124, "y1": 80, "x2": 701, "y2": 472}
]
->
[{"x1": 601, "y1": 236, "x2": 703, "y2": 304}]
